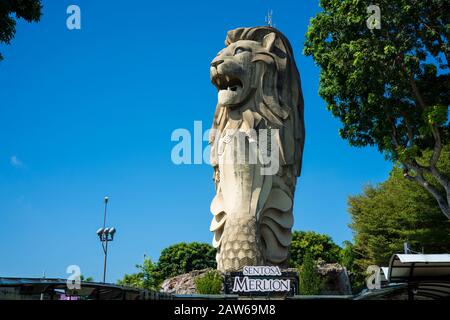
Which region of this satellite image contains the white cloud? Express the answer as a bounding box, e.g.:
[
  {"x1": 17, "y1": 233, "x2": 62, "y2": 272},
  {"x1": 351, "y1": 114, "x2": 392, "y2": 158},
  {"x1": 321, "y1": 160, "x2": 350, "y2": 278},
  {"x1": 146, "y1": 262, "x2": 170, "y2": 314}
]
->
[{"x1": 10, "y1": 155, "x2": 24, "y2": 168}]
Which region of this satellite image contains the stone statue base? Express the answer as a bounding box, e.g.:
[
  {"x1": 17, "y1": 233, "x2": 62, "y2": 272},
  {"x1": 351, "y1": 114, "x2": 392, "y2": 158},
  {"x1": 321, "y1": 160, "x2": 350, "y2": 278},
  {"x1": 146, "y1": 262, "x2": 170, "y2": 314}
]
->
[
  {"x1": 159, "y1": 263, "x2": 352, "y2": 295},
  {"x1": 316, "y1": 261, "x2": 352, "y2": 295},
  {"x1": 159, "y1": 269, "x2": 221, "y2": 295}
]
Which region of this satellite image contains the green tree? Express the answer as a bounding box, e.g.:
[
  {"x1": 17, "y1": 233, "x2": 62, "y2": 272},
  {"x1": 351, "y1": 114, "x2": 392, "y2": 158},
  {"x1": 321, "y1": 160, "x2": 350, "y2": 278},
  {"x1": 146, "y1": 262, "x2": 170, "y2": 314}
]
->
[
  {"x1": 0, "y1": 0, "x2": 42, "y2": 61},
  {"x1": 339, "y1": 241, "x2": 366, "y2": 293},
  {"x1": 157, "y1": 242, "x2": 216, "y2": 280},
  {"x1": 298, "y1": 251, "x2": 323, "y2": 295},
  {"x1": 304, "y1": 0, "x2": 450, "y2": 218},
  {"x1": 289, "y1": 231, "x2": 341, "y2": 267},
  {"x1": 339, "y1": 241, "x2": 358, "y2": 272},
  {"x1": 348, "y1": 165, "x2": 450, "y2": 270},
  {"x1": 195, "y1": 270, "x2": 223, "y2": 294},
  {"x1": 118, "y1": 243, "x2": 217, "y2": 289},
  {"x1": 117, "y1": 257, "x2": 161, "y2": 290},
  {"x1": 117, "y1": 273, "x2": 143, "y2": 288},
  {"x1": 80, "y1": 275, "x2": 94, "y2": 282}
]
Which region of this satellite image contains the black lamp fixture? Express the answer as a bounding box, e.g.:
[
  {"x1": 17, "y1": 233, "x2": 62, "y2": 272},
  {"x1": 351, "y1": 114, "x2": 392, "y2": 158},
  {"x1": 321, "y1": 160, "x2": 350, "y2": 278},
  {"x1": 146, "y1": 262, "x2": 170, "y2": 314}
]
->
[{"x1": 96, "y1": 196, "x2": 116, "y2": 283}]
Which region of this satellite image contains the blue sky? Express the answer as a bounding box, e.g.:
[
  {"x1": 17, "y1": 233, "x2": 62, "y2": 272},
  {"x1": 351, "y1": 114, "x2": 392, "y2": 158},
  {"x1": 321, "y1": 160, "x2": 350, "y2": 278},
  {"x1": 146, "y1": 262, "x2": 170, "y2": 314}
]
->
[{"x1": 0, "y1": 0, "x2": 392, "y2": 282}]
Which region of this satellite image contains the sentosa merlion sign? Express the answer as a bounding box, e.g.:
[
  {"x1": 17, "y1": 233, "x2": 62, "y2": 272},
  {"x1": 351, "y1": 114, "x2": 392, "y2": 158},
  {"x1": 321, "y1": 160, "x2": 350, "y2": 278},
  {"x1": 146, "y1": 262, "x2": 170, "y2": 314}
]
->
[
  {"x1": 208, "y1": 26, "x2": 305, "y2": 272},
  {"x1": 224, "y1": 266, "x2": 298, "y2": 295},
  {"x1": 232, "y1": 266, "x2": 290, "y2": 293}
]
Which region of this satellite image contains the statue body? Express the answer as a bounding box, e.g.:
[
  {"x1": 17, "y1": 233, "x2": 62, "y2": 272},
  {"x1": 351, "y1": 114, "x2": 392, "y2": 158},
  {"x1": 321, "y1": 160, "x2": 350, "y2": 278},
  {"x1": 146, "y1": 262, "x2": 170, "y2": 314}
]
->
[{"x1": 209, "y1": 27, "x2": 305, "y2": 272}]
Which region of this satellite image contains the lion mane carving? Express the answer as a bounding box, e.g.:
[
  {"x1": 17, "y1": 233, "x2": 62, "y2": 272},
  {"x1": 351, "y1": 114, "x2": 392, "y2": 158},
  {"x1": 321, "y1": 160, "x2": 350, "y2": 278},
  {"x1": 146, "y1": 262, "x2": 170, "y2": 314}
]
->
[{"x1": 209, "y1": 27, "x2": 305, "y2": 272}]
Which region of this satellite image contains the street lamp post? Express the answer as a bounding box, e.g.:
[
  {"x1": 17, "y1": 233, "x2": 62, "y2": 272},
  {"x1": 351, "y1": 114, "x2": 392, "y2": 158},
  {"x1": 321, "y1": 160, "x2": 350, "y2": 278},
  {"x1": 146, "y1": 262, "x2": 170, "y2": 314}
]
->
[{"x1": 96, "y1": 196, "x2": 116, "y2": 283}]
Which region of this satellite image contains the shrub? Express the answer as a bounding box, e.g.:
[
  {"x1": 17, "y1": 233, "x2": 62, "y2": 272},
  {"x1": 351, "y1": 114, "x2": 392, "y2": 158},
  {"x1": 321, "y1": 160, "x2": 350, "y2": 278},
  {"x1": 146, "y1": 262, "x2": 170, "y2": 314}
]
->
[
  {"x1": 157, "y1": 242, "x2": 217, "y2": 280},
  {"x1": 195, "y1": 270, "x2": 223, "y2": 294},
  {"x1": 298, "y1": 252, "x2": 323, "y2": 295},
  {"x1": 289, "y1": 231, "x2": 341, "y2": 267}
]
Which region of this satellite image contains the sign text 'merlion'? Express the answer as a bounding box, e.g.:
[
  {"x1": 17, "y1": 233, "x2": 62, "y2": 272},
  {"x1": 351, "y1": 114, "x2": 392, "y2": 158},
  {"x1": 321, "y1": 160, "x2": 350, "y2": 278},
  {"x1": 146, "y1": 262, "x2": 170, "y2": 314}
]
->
[{"x1": 231, "y1": 266, "x2": 291, "y2": 293}]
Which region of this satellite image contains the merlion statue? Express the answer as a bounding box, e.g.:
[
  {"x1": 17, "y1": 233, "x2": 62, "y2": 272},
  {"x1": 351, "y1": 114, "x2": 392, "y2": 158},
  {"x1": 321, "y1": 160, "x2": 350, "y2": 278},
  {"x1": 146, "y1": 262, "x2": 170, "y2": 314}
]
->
[{"x1": 209, "y1": 27, "x2": 305, "y2": 272}]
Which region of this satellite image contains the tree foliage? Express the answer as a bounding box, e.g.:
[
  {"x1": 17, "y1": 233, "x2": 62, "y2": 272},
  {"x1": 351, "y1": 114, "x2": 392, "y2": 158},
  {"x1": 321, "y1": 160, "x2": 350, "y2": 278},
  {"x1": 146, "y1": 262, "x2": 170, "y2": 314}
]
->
[
  {"x1": 304, "y1": 0, "x2": 450, "y2": 218},
  {"x1": 157, "y1": 242, "x2": 216, "y2": 280},
  {"x1": 117, "y1": 242, "x2": 217, "y2": 290},
  {"x1": 117, "y1": 258, "x2": 161, "y2": 291},
  {"x1": 298, "y1": 251, "x2": 324, "y2": 295},
  {"x1": 289, "y1": 230, "x2": 341, "y2": 267},
  {"x1": 339, "y1": 240, "x2": 366, "y2": 293},
  {"x1": 0, "y1": 0, "x2": 42, "y2": 61},
  {"x1": 348, "y1": 164, "x2": 450, "y2": 270},
  {"x1": 195, "y1": 270, "x2": 223, "y2": 294},
  {"x1": 80, "y1": 275, "x2": 94, "y2": 282}
]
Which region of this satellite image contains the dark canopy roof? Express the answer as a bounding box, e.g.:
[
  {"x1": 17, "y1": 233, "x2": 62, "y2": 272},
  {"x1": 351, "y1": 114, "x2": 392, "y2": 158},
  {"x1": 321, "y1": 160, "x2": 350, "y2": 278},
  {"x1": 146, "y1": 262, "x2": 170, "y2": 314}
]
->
[{"x1": 0, "y1": 277, "x2": 172, "y2": 300}]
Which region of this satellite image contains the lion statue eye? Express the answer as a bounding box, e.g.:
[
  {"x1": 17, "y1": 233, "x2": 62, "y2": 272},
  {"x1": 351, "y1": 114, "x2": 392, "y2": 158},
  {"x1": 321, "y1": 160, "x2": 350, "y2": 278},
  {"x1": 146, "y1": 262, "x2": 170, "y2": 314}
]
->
[{"x1": 234, "y1": 47, "x2": 250, "y2": 55}]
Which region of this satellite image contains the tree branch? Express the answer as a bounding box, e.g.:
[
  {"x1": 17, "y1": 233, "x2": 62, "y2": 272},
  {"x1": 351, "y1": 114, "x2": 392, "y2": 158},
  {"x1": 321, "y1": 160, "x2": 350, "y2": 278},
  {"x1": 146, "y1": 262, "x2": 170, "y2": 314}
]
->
[
  {"x1": 407, "y1": 68, "x2": 427, "y2": 111},
  {"x1": 429, "y1": 126, "x2": 442, "y2": 167},
  {"x1": 389, "y1": 118, "x2": 401, "y2": 149},
  {"x1": 398, "y1": 56, "x2": 447, "y2": 192},
  {"x1": 404, "y1": 162, "x2": 450, "y2": 219},
  {"x1": 400, "y1": 110, "x2": 415, "y2": 147},
  {"x1": 421, "y1": 21, "x2": 450, "y2": 66}
]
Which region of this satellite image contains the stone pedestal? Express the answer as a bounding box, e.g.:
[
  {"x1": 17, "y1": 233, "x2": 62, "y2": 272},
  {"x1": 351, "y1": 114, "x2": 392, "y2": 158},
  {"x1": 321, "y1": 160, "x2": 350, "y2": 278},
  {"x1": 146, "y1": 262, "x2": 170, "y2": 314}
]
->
[
  {"x1": 159, "y1": 263, "x2": 352, "y2": 295},
  {"x1": 160, "y1": 269, "x2": 221, "y2": 295},
  {"x1": 317, "y1": 262, "x2": 352, "y2": 295}
]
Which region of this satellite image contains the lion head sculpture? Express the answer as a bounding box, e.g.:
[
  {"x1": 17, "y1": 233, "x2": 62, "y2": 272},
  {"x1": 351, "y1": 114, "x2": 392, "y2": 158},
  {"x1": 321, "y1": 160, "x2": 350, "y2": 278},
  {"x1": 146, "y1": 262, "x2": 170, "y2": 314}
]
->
[
  {"x1": 209, "y1": 27, "x2": 305, "y2": 272},
  {"x1": 210, "y1": 26, "x2": 304, "y2": 177}
]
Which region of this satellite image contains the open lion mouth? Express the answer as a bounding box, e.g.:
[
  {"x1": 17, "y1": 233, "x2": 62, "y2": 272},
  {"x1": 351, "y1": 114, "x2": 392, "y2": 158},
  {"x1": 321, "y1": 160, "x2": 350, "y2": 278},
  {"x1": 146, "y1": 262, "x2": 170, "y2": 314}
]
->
[
  {"x1": 211, "y1": 70, "x2": 247, "y2": 106},
  {"x1": 212, "y1": 73, "x2": 243, "y2": 92}
]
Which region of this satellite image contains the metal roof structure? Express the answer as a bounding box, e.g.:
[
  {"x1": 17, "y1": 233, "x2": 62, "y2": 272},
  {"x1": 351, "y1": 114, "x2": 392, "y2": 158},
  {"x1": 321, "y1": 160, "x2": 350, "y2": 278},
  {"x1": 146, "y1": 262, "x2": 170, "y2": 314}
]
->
[
  {"x1": 386, "y1": 254, "x2": 450, "y2": 300},
  {"x1": 0, "y1": 277, "x2": 173, "y2": 300},
  {"x1": 357, "y1": 254, "x2": 450, "y2": 300},
  {"x1": 388, "y1": 254, "x2": 450, "y2": 282}
]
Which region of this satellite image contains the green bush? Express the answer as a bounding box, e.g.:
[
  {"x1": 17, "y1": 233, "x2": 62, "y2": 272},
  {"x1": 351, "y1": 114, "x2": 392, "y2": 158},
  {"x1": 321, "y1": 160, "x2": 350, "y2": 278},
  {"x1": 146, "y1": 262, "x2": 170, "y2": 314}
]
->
[
  {"x1": 289, "y1": 231, "x2": 341, "y2": 267},
  {"x1": 298, "y1": 252, "x2": 323, "y2": 295},
  {"x1": 349, "y1": 162, "x2": 450, "y2": 269},
  {"x1": 117, "y1": 242, "x2": 217, "y2": 290},
  {"x1": 195, "y1": 271, "x2": 223, "y2": 294},
  {"x1": 157, "y1": 242, "x2": 217, "y2": 280},
  {"x1": 117, "y1": 258, "x2": 161, "y2": 291}
]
